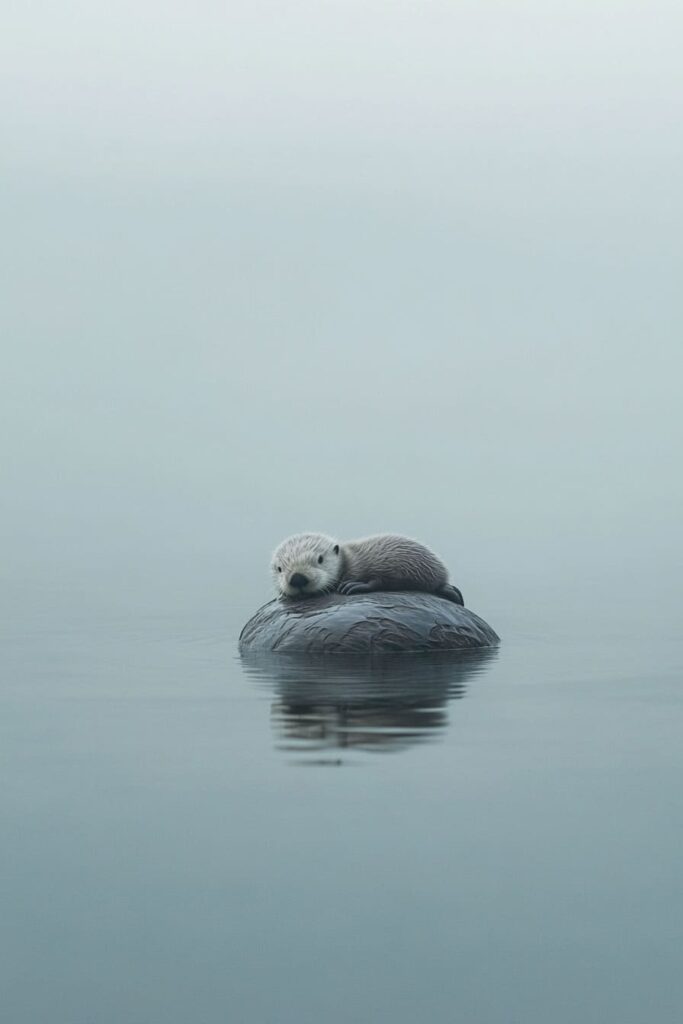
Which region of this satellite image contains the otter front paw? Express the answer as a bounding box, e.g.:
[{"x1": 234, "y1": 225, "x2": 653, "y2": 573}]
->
[{"x1": 338, "y1": 580, "x2": 375, "y2": 596}]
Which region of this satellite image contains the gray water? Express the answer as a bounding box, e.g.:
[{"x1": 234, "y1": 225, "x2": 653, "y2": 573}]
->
[
  {"x1": 3, "y1": 1, "x2": 683, "y2": 1020},
  {"x1": 3, "y1": 579, "x2": 682, "y2": 1023}
]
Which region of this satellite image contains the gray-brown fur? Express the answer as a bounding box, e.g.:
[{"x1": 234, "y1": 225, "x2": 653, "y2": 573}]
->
[{"x1": 271, "y1": 532, "x2": 464, "y2": 605}]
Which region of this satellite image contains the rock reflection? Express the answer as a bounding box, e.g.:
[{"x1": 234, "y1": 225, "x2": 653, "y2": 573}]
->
[{"x1": 240, "y1": 649, "x2": 498, "y2": 761}]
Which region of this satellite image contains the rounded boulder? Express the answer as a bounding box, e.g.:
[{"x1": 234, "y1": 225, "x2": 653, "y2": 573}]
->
[{"x1": 239, "y1": 591, "x2": 499, "y2": 655}]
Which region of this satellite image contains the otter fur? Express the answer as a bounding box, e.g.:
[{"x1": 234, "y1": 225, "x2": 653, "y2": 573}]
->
[{"x1": 271, "y1": 533, "x2": 464, "y2": 605}]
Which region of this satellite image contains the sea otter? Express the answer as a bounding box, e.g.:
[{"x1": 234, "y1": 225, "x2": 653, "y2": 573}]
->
[{"x1": 271, "y1": 533, "x2": 464, "y2": 605}]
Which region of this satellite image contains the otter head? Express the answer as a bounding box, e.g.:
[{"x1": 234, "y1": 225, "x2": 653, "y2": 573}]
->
[{"x1": 271, "y1": 533, "x2": 342, "y2": 598}]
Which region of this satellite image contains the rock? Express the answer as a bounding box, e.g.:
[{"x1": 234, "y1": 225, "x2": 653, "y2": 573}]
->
[{"x1": 239, "y1": 591, "x2": 499, "y2": 655}]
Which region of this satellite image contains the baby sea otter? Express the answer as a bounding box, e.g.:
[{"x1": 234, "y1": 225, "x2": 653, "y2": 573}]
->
[{"x1": 271, "y1": 533, "x2": 464, "y2": 605}]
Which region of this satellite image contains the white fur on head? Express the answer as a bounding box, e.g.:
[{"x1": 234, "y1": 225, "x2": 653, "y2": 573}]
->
[{"x1": 271, "y1": 532, "x2": 342, "y2": 597}]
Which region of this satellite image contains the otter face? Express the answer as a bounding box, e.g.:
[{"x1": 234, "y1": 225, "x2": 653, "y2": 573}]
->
[{"x1": 271, "y1": 533, "x2": 342, "y2": 598}]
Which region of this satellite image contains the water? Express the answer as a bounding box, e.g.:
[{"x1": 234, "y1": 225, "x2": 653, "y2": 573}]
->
[
  {"x1": 3, "y1": 2, "x2": 683, "y2": 1017},
  {"x1": 2, "y1": 577, "x2": 682, "y2": 1024}
]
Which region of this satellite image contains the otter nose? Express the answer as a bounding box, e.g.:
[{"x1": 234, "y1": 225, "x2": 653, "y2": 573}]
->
[{"x1": 289, "y1": 572, "x2": 309, "y2": 589}]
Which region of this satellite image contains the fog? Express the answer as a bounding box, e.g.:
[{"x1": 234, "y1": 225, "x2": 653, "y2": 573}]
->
[
  {"x1": 3, "y1": 0, "x2": 682, "y2": 617},
  {"x1": 4, "y1": 8, "x2": 683, "y2": 1023}
]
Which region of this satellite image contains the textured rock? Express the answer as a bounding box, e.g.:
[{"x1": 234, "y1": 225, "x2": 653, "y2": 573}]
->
[{"x1": 239, "y1": 591, "x2": 499, "y2": 655}]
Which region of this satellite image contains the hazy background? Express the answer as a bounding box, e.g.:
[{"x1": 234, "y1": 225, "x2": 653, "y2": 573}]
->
[
  {"x1": 3, "y1": 0, "x2": 682, "y2": 621},
  {"x1": 3, "y1": 6, "x2": 683, "y2": 1023}
]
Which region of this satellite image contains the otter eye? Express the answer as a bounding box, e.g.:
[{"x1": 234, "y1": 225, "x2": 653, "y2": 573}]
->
[
  {"x1": 317, "y1": 555, "x2": 323, "y2": 564},
  {"x1": 333, "y1": 544, "x2": 339, "y2": 555},
  {"x1": 277, "y1": 566, "x2": 282, "y2": 573}
]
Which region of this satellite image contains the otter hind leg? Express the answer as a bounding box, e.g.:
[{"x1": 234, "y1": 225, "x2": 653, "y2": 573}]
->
[
  {"x1": 338, "y1": 579, "x2": 379, "y2": 596},
  {"x1": 437, "y1": 584, "x2": 464, "y2": 606}
]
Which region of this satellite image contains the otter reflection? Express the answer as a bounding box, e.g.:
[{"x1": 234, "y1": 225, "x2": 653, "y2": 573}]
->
[{"x1": 240, "y1": 649, "x2": 498, "y2": 760}]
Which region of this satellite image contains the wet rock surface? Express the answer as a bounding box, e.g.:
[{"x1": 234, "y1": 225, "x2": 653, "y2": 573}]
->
[{"x1": 239, "y1": 591, "x2": 499, "y2": 655}]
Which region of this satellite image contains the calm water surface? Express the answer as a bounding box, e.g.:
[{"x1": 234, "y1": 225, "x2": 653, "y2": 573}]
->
[
  {"x1": 4, "y1": 1, "x2": 683, "y2": 1018},
  {"x1": 2, "y1": 578, "x2": 682, "y2": 1024}
]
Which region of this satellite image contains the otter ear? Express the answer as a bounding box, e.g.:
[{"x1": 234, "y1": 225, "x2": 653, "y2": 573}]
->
[{"x1": 333, "y1": 544, "x2": 339, "y2": 555}]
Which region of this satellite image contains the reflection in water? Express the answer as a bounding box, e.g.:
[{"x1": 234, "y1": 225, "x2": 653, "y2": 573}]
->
[{"x1": 241, "y1": 649, "x2": 498, "y2": 761}]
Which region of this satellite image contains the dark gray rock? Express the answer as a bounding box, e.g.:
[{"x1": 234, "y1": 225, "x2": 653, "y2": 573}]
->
[{"x1": 239, "y1": 591, "x2": 499, "y2": 655}]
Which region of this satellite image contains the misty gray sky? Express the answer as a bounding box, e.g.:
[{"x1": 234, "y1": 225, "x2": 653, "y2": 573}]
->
[{"x1": 3, "y1": 0, "x2": 682, "y2": 610}]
